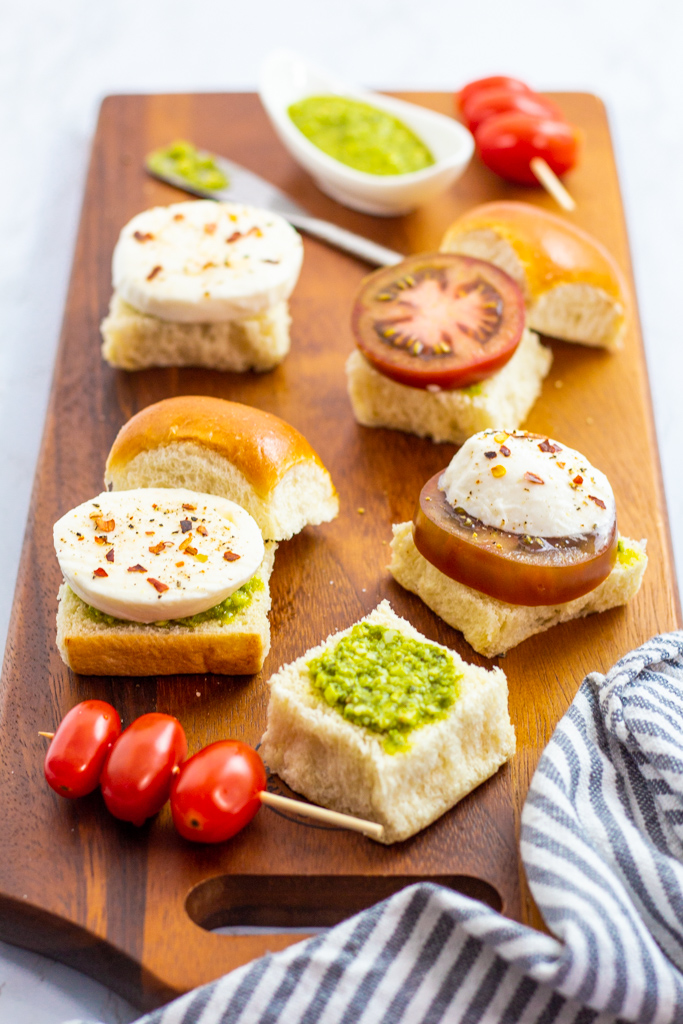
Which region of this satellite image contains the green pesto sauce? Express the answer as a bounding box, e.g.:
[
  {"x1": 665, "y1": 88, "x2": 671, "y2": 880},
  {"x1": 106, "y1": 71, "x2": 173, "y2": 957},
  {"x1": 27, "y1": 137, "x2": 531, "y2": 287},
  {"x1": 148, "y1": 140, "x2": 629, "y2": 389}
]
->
[
  {"x1": 307, "y1": 622, "x2": 461, "y2": 754},
  {"x1": 617, "y1": 539, "x2": 641, "y2": 567},
  {"x1": 461, "y1": 383, "x2": 483, "y2": 397},
  {"x1": 77, "y1": 576, "x2": 263, "y2": 629},
  {"x1": 146, "y1": 140, "x2": 228, "y2": 191},
  {"x1": 288, "y1": 96, "x2": 435, "y2": 176}
]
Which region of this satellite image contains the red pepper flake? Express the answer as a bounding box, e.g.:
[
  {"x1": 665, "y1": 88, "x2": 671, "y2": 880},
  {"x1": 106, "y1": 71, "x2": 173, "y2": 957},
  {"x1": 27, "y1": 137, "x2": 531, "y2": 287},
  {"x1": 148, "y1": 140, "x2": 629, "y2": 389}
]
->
[
  {"x1": 538, "y1": 439, "x2": 562, "y2": 454},
  {"x1": 500, "y1": 445, "x2": 511, "y2": 457},
  {"x1": 204, "y1": 222, "x2": 217, "y2": 235},
  {"x1": 146, "y1": 265, "x2": 162, "y2": 281},
  {"x1": 196, "y1": 524, "x2": 208, "y2": 536},
  {"x1": 128, "y1": 564, "x2": 147, "y2": 573},
  {"x1": 94, "y1": 535, "x2": 107, "y2": 545},
  {"x1": 182, "y1": 503, "x2": 196, "y2": 511},
  {"x1": 224, "y1": 550, "x2": 240, "y2": 562},
  {"x1": 94, "y1": 517, "x2": 115, "y2": 532},
  {"x1": 93, "y1": 567, "x2": 108, "y2": 578},
  {"x1": 484, "y1": 451, "x2": 497, "y2": 460},
  {"x1": 589, "y1": 495, "x2": 607, "y2": 509},
  {"x1": 133, "y1": 231, "x2": 154, "y2": 242},
  {"x1": 573, "y1": 475, "x2": 583, "y2": 486},
  {"x1": 184, "y1": 546, "x2": 198, "y2": 557},
  {"x1": 105, "y1": 549, "x2": 115, "y2": 562},
  {"x1": 180, "y1": 519, "x2": 192, "y2": 533},
  {"x1": 147, "y1": 578, "x2": 169, "y2": 593},
  {"x1": 173, "y1": 213, "x2": 184, "y2": 221},
  {"x1": 226, "y1": 230, "x2": 243, "y2": 244},
  {"x1": 557, "y1": 461, "x2": 566, "y2": 469},
  {"x1": 175, "y1": 561, "x2": 185, "y2": 568},
  {"x1": 149, "y1": 541, "x2": 167, "y2": 555},
  {"x1": 179, "y1": 535, "x2": 193, "y2": 552},
  {"x1": 524, "y1": 472, "x2": 545, "y2": 485}
]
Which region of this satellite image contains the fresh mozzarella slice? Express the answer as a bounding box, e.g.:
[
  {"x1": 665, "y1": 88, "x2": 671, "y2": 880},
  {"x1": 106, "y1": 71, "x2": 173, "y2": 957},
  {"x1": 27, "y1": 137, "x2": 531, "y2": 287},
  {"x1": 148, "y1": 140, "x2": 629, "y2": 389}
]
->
[
  {"x1": 439, "y1": 430, "x2": 615, "y2": 542},
  {"x1": 112, "y1": 201, "x2": 303, "y2": 322},
  {"x1": 54, "y1": 488, "x2": 265, "y2": 624}
]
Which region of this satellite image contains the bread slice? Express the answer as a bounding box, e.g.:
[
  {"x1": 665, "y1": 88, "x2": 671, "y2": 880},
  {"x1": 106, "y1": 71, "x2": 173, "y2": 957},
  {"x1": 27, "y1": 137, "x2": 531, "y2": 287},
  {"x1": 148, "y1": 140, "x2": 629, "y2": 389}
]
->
[
  {"x1": 105, "y1": 397, "x2": 339, "y2": 541},
  {"x1": 345, "y1": 327, "x2": 551, "y2": 444},
  {"x1": 441, "y1": 202, "x2": 629, "y2": 351},
  {"x1": 389, "y1": 522, "x2": 648, "y2": 657},
  {"x1": 101, "y1": 293, "x2": 291, "y2": 372},
  {"x1": 56, "y1": 543, "x2": 276, "y2": 676},
  {"x1": 260, "y1": 600, "x2": 515, "y2": 843}
]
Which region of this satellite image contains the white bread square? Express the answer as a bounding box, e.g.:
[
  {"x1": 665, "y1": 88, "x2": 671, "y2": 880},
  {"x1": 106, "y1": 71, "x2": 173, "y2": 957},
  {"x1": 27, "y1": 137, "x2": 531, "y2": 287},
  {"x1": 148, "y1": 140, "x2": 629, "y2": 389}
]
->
[
  {"x1": 345, "y1": 327, "x2": 552, "y2": 444},
  {"x1": 56, "y1": 543, "x2": 276, "y2": 676},
  {"x1": 389, "y1": 522, "x2": 648, "y2": 657},
  {"x1": 100, "y1": 292, "x2": 291, "y2": 371},
  {"x1": 260, "y1": 600, "x2": 515, "y2": 843}
]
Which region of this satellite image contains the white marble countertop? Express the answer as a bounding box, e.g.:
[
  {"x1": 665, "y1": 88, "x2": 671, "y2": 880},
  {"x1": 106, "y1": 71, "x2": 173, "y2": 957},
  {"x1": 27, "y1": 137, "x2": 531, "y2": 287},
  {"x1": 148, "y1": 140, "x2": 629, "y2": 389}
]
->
[{"x1": 1, "y1": 1, "x2": 682, "y2": 1020}]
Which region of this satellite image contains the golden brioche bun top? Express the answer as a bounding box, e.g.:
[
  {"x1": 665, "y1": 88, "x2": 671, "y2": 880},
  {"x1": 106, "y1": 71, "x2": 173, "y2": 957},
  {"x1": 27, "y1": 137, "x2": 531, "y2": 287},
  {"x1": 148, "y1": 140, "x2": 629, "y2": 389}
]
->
[
  {"x1": 441, "y1": 201, "x2": 628, "y2": 303},
  {"x1": 106, "y1": 396, "x2": 330, "y2": 499}
]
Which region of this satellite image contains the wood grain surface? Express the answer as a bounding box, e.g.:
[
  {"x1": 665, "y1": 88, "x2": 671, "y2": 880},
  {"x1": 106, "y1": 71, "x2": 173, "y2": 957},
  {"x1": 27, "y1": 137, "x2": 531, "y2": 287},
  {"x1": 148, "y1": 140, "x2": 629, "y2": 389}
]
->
[{"x1": 0, "y1": 92, "x2": 678, "y2": 1010}]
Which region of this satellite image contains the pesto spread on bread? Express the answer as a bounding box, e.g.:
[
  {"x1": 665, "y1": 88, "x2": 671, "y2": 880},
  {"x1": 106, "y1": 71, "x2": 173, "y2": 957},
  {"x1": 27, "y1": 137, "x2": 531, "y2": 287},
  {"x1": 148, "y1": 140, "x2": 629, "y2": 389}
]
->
[
  {"x1": 307, "y1": 622, "x2": 461, "y2": 753},
  {"x1": 73, "y1": 575, "x2": 263, "y2": 629}
]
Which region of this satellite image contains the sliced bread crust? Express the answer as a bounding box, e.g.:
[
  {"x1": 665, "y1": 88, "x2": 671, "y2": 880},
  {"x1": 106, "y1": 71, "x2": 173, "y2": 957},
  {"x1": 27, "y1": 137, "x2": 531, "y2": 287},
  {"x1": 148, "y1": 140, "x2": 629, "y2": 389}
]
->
[
  {"x1": 389, "y1": 522, "x2": 648, "y2": 657},
  {"x1": 260, "y1": 600, "x2": 515, "y2": 843},
  {"x1": 346, "y1": 327, "x2": 552, "y2": 444},
  {"x1": 56, "y1": 544, "x2": 276, "y2": 676}
]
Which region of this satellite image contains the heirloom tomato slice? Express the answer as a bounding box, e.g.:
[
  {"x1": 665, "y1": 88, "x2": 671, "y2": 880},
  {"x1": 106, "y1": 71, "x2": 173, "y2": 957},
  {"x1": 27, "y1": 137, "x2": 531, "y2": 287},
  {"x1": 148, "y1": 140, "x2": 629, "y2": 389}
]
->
[
  {"x1": 413, "y1": 471, "x2": 617, "y2": 606},
  {"x1": 351, "y1": 253, "x2": 525, "y2": 390}
]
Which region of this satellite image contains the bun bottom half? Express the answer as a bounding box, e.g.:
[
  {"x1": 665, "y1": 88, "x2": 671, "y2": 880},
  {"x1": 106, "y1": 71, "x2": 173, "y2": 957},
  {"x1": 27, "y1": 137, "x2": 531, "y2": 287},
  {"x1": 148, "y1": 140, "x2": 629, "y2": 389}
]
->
[
  {"x1": 346, "y1": 328, "x2": 552, "y2": 445},
  {"x1": 101, "y1": 293, "x2": 291, "y2": 372},
  {"x1": 389, "y1": 522, "x2": 648, "y2": 658},
  {"x1": 56, "y1": 544, "x2": 276, "y2": 676}
]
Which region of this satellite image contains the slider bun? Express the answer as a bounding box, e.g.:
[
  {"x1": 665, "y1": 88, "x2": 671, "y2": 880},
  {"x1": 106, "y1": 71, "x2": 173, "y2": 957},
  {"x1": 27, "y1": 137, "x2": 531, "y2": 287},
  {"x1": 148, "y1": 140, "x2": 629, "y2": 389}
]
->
[
  {"x1": 105, "y1": 396, "x2": 339, "y2": 541},
  {"x1": 441, "y1": 201, "x2": 629, "y2": 350}
]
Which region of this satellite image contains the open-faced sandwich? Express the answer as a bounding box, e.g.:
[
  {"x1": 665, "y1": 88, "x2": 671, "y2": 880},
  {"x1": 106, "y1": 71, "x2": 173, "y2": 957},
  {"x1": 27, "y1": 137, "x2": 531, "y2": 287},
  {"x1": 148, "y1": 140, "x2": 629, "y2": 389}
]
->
[
  {"x1": 260, "y1": 600, "x2": 515, "y2": 843},
  {"x1": 441, "y1": 201, "x2": 630, "y2": 350},
  {"x1": 100, "y1": 200, "x2": 303, "y2": 371},
  {"x1": 389, "y1": 429, "x2": 647, "y2": 657},
  {"x1": 55, "y1": 397, "x2": 339, "y2": 675},
  {"x1": 346, "y1": 252, "x2": 552, "y2": 444}
]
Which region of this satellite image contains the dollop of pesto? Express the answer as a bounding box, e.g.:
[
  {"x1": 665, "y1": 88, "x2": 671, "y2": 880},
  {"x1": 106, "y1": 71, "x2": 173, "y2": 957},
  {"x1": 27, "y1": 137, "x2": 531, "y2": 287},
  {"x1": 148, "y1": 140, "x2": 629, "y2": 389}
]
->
[
  {"x1": 76, "y1": 576, "x2": 263, "y2": 629},
  {"x1": 308, "y1": 622, "x2": 461, "y2": 753},
  {"x1": 146, "y1": 140, "x2": 228, "y2": 191},
  {"x1": 288, "y1": 96, "x2": 435, "y2": 176}
]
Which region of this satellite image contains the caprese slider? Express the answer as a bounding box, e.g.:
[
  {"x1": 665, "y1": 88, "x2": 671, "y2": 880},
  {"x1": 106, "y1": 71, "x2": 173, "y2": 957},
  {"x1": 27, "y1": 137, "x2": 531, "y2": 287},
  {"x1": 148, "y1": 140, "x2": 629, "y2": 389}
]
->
[
  {"x1": 55, "y1": 489, "x2": 274, "y2": 676},
  {"x1": 101, "y1": 200, "x2": 303, "y2": 371},
  {"x1": 346, "y1": 252, "x2": 552, "y2": 444},
  {"x1": 389, "y1": 430, "x2": 647, "y2": 656}
]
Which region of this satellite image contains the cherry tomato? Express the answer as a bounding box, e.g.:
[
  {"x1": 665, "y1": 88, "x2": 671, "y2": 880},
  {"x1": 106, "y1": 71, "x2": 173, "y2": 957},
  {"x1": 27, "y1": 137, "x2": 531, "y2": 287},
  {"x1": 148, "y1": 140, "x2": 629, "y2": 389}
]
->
[
  {"x1": 171, "y1": 741, "x2": 266, "y2": 843},
  {"x1": 100, "y1": 713, "x2": 187, "y2": 826},
  {"x1": 457, "y1": 76, "x2": 532, "y2": 113},
  {"x1": 351, "y1": 252, "x2": 525, "y2": 390},
  {"x1": 475, "y1": 112, "x2": 580, "y2": 185},
  {"x1": 44, "y1": 700, "x2": 121, "y2": 798},
  {"x1": 462, "y1": 87, "x2": 565, "y2": 135},
  {"x1": 413, "y1": 468, "x2": 617, "y2": 606}
]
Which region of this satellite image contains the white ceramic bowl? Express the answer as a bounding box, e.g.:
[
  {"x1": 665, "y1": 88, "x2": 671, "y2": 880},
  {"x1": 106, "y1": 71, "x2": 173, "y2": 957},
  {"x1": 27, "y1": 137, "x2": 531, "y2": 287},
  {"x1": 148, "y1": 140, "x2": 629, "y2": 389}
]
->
[{"x1": 259, "y1": 50, "x2": 474, "y2": 217}]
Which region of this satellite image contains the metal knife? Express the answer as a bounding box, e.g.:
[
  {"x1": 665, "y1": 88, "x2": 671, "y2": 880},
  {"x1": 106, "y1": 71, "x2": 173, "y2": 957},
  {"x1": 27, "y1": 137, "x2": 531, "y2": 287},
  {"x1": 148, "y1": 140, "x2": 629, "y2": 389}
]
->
[{"x1": 146, "y1": 153, "x2": 404, "y2": 268}]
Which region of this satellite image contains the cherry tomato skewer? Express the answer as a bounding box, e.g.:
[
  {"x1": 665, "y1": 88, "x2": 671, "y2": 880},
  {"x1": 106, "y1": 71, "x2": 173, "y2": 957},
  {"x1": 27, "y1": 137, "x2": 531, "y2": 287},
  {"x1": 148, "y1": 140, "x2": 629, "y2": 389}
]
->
[{"x1": 44, "y1": 700, "x2": 121, "y2": 799}]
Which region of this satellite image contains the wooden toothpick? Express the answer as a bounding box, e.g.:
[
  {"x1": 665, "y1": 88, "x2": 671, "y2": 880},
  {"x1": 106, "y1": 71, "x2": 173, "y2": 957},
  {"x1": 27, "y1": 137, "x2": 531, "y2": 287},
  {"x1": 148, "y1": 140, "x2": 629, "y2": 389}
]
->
[
  {"x1": 259, "y1": 790, "x2": 384, "y2": 841},
  {"x1": 530, "y1": 157, "x2": 576, "y2": 211}
]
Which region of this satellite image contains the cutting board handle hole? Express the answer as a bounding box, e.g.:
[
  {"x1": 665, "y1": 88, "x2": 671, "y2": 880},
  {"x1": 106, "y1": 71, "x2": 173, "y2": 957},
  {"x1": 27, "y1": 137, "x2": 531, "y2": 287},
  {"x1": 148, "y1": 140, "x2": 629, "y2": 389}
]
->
[{"x1": 186, "y1": 874, "x2": 502, "y2": 931}]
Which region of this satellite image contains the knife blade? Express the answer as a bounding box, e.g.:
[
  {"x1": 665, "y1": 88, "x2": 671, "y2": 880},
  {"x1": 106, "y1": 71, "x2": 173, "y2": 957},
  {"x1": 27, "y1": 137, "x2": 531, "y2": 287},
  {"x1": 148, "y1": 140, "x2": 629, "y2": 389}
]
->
[{"x1": 146, "y1": 152, "x2": 404, "y2": 268}]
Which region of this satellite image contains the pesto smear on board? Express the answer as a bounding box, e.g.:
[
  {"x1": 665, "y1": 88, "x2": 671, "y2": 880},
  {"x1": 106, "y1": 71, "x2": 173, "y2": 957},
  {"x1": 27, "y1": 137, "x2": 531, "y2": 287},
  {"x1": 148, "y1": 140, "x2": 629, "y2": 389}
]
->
[
  {"x1": 146, "y1": 140, "x2": 229, "y2": 191},
  {"x1": 288, "y1": 96, "x2": 436, "y2": 176},
  {"x1": 74, "y1": 575, "x2": 263, "y2": 629},
  {"x1": 307, "y1": 622, "x2": 461, "y2": 753}
]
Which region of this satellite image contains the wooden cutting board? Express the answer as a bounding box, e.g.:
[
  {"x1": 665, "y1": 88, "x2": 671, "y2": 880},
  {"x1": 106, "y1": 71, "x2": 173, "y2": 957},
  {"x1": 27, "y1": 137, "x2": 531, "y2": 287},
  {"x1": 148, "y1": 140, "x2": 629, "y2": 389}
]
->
[{"x1": 0, "y1": 92, "x2": 678, "y2": 1011}]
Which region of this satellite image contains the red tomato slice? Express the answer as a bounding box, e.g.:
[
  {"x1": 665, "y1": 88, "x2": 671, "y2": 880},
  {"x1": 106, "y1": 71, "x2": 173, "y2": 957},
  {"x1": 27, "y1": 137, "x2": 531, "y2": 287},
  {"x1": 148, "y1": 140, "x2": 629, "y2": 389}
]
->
[
  {"x1": 100, "y1": 713, "x2": 187, "y2": 826},
  {"x1": 413, "y1": 471, "x2": 617, "y2": 606},
  {"x1": 170, "y1": 741, "x2": 266, "y2": 843},
  {"x1": 351, "y1": 253, "x2": 525, "y2": 390},
  {"x1": 475, "y1": 112, "x2": 580, "y2": 185},
  {"x1": 44, "y1": 700, "x2": 121, "y2": 799},
  {"x1": 462, "y1": 88, "x2": 565, "y2": 135},
  {"x1": 457, "y1": 76, "x2": 532, "y2": 113}
]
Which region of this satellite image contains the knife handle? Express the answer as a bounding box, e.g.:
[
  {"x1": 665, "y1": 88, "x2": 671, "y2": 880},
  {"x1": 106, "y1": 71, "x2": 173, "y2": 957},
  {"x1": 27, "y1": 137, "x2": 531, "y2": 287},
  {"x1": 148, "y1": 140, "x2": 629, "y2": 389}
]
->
[{"x1": 286, "y1": 214, "x2": 403, "y2": 267}]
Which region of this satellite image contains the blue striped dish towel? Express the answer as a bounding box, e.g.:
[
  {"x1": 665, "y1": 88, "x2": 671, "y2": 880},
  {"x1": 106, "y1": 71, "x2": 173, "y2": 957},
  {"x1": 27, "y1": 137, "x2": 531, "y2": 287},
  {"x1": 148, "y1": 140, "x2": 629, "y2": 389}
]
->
[{"x1": 73, "y1": 631, "x2": 683, "y2": 1024}]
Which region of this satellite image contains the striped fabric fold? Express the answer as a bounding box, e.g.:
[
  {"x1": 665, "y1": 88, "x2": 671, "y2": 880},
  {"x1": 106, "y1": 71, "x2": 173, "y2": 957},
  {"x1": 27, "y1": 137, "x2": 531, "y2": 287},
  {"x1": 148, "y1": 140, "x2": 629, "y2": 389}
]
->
[{"x1": 70, "y1": 631, "x2": 683, "y2": 1024}]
